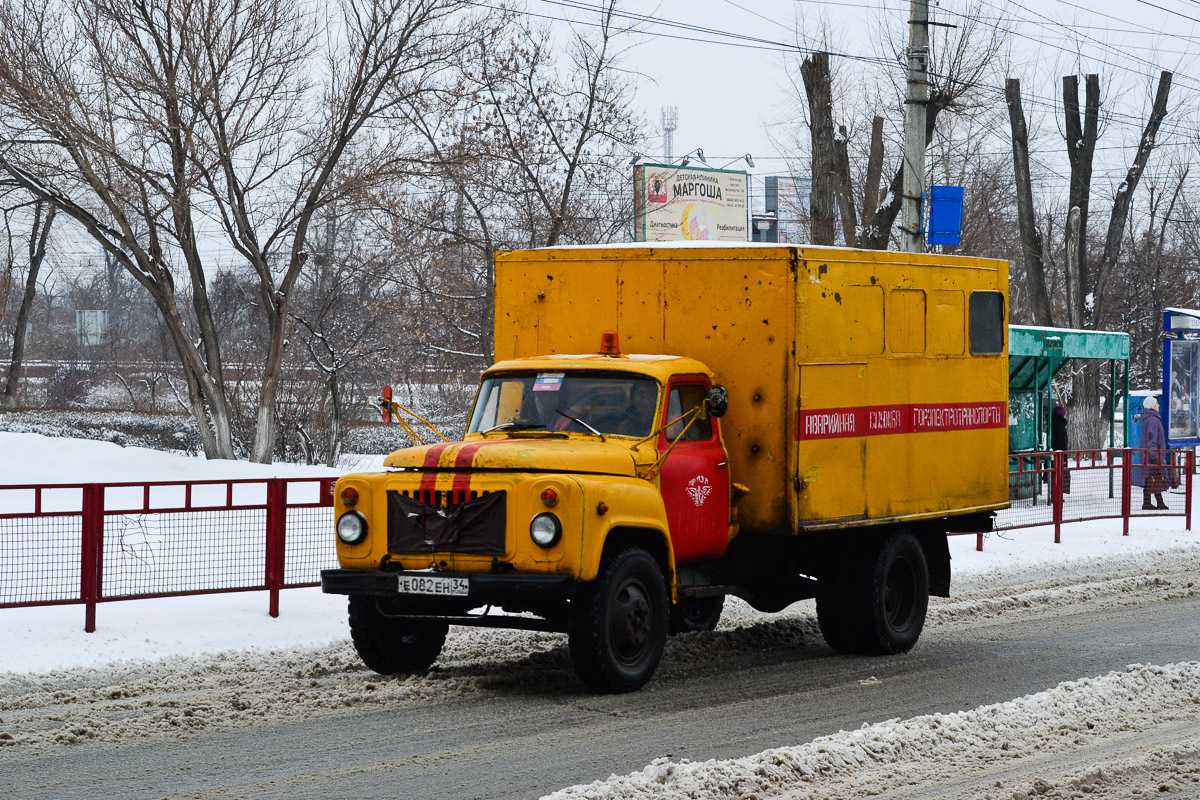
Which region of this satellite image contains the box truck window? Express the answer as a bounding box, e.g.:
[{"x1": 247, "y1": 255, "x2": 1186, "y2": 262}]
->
[
  {"x1": 969, "y1": 291, "x2": 1005, "y2": 354},
  {"x1": 928, "y1": 290, "x2": 965, "y2": 355},
  {"x1": 888, "y1": 289, "x2": 926, "y2": 354},
  {"x1": 846, "y1": 285, "x2": 885, "y2": 356}
]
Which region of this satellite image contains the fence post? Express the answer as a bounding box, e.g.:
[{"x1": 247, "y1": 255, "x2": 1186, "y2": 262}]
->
[
  {"x1": 1122, "y1": 449, "x2": 1131, "y2": 537},
  {"x1": 1187, "y1": 450, "x2": 1194, "y2": 532},
  {"x1": 266, "y1": 479, "x2": 287, "y2": 618},
  {"x1": 1052, "y1": 452, "x2": 1063, "y2": 544},
  {"x1": 80, "y1": 484, "x2": 104, "y2": 633}
]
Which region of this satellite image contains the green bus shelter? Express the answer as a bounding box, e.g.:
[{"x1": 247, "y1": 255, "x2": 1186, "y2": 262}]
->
[{"x1": 1009, "y1": 325, "x2": 1130, "y2": 454}]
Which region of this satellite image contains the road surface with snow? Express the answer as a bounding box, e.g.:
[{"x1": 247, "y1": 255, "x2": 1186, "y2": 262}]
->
[
  {"x1": 2, "y1": 544, "x2": 1199, "y2": 799},
  {"x1": 0, "y1": 432, "x2": 1198, "y2": 799}
]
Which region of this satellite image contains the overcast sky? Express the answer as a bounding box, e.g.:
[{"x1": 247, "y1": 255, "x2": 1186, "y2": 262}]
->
[
  {"x1": 564, "y1": 0, "x2": 1200, "y2": 192},
  {"x1": 46, "y1": 1, "x2": 1200, "y2": 266}
]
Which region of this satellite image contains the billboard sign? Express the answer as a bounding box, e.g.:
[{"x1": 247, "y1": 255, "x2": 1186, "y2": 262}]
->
[{"x1": 634, "y1": 163, "x2": 749, "y2": 242}]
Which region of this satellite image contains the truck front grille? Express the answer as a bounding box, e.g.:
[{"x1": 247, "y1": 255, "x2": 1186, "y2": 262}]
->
[
  {"x1": 386, "y1": 489, "x2": 507, "y2": 556},
  {"x1": 397, "y1": 488, "x2": 495, "y2": 507}
]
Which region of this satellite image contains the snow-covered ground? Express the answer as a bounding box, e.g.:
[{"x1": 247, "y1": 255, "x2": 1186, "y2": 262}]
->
[
  {"x1": 544, "y1": 663, "x2": 1200, "y2": 799},
  {"x1": 1, "y1": 431, "x2": 1198, "y2": 798},
  {"x1": 0, "y1": 431, "x2": 374, "y2": 673}
]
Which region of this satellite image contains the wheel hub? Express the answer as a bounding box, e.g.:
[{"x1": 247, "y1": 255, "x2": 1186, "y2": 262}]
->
[
  {"x1": 612, "y1": 583, "x2": 651, "y2": 657},
  {"x1": 884, "y1": 555, "x2": 916, "y2": 631}
]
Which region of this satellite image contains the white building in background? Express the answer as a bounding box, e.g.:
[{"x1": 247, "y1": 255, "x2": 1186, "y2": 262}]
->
[
  {"x1": 76, "y1": 310, "x2": 109, "y2": 348},
  {"x1": 763, "y1": 175, "x2": 812, "y2": 244}
]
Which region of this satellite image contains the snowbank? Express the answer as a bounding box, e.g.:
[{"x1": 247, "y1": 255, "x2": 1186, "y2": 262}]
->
[
  {"x1": 543, "y1": 662, "x2": 1200, "y2": 800},
  {"x1": 0, "y1": 430, "x2": 341, "y2": 484}
]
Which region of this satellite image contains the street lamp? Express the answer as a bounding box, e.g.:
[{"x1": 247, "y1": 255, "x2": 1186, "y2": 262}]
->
[{"x1": 719, "y1": 154, "x2": 755, "y2": 169}]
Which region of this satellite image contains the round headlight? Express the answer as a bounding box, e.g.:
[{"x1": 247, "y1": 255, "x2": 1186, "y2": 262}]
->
[
  {"x1": 529, "y1": 512, "x2": 562, "y2": 548},
  {"x1": 336, "y1": 511, "x2": 368, "y2": 545}
]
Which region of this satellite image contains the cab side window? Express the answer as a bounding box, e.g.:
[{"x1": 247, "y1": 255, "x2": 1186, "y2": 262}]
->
[{"x1": 666, "y1": 384, "x2": 713, "y2": 441}]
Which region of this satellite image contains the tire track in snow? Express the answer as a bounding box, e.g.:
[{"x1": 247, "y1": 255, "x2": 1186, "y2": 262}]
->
[{"x1": 0, "y1": 547, "x2": 1197, "y2": 750}]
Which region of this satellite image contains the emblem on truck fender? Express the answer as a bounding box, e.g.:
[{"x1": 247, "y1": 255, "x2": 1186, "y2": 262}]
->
[{"x1": 686, "y1": 475, "x2": 712, "y2": 507}]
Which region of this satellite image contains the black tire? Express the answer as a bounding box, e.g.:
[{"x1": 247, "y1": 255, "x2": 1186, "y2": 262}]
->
[
  {"x1": 816, "y1": 554, "x2": 864, "y2": 654},
  {"x1": 347, "y1": 595, "x2": 449, "y2": 676},
  {"x1": 858, "y1": 532, "x2": 929, "y2": 655},
  {"x1": 668, "y1": 595, "x2": 725, "y2": 635},
  {"x1": 568, "y1": 548, "x2": 669, "y2": 693}
]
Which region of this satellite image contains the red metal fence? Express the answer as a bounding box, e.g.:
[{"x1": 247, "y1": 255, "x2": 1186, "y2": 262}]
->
[
  {"x1": 970, "y1": 448, "x2": 1194, "y2": 550},
  {"x1": 0, "y1": 477, "x2": 336, "y2": 631},
  {"x1": 2, "y1": 454, "x2": 1192, "y2": 630}
]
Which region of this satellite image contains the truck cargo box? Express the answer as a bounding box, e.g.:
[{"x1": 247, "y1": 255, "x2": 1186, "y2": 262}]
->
[{"x1": 494, "y1": 243, "x2": 1010, "y2": 536}]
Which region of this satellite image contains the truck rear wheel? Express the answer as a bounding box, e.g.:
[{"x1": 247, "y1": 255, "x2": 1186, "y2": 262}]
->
[
  {"x1": 859, "y1": 531, "x2": 929, "y2": 654},
  {"x1": 569, "y1": 548, "x2": 669, "y2": 693},
  {"x1": 347, "y1": 595, "x2": 449, "y2": 676},
  {"x1": 816, "y1": 567, "x2": 862, "y2": 654},
  {"x1": 816, "y1": 531, "x2": 929, "y2": 655}
]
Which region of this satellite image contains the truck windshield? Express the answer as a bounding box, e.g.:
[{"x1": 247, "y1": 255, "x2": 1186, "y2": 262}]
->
[{"x1": 466, "y1": 371, "x2": 661, "y2": 438}]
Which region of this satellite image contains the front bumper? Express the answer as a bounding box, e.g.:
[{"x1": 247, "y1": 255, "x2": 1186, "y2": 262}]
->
[
  {"x1": 321, "y1": 568, "x2": 577, "y2": 632},
  {"x1": 321, "y1": 568, "x2": 576, "y2": 604}
]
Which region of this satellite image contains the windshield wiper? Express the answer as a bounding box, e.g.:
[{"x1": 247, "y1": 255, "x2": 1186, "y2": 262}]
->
[
  {"x1": 482, "y1": 419, "x2": 546, "y2": 435},
  {"x1": 556, "y1": 410, "x2": 604, "y2": 439}
]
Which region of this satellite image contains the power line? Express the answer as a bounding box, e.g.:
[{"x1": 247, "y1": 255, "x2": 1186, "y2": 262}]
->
[{"x1": 1134, "y1": 0, "x2": 1200, "y2": 25}]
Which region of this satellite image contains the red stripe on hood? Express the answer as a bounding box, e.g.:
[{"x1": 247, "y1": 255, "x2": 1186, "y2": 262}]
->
[
  {"x1": 450, "y1": 441, "x2": 504, "y2": 498},
  {"x1": 417, "y1": 443, "x2": 452, "y2": 494}
]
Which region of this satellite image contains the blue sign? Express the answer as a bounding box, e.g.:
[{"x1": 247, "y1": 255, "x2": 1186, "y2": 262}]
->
[{"x1": 927, "y1": 185, "x2": 964, "y2": 247}]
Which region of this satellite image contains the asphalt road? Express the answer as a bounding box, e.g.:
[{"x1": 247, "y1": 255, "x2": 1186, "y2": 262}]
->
[{"x1": 3, "y1": 589, "x2": 1199, "y2": 800}]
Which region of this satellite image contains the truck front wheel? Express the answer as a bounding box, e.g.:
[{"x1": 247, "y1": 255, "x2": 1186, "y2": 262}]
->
[
  {"x1": 347, "y1": 595, "x2": 449, "y2": 676},
  {"x1": 668, "y1": 595, "x2": 725, "y2": 634},
  {"x1": 569, "y1": 548, "x2": 669, "y2": 693}
]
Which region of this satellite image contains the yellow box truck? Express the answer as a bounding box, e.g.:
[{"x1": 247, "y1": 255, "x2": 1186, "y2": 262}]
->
[{"x1": 322, "y1": 244, "x2": 1010, "y2": 692}]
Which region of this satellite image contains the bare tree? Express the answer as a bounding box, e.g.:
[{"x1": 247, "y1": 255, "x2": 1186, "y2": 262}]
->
[
  {"x1": 1011, "y1": 69, "x2": 1174, "y2": 444},
  {"x1": 865, "y1": 5, "x2": 1009, "y2": 250},
  {"x1": 0, "y1": 0, "x2": 474, "y2": 461},
  {"x1": 390, "y1": 1, "x2": 645, "y2": 364},
  {"x1": 1, "y1": 197, "x2": 53, "y2": 408},
  {"x1": 801, "y1": 52, "x2": 836, "y2": 245},
  {"x1": 780, "y1": 1, "x2": 1007, "y2": 250},
  {"x1": 858, "y1": 116, "x2": 886, "y2": 245},
  {"x1": 1091, "y1": 72, "x2": 1173, "y2": 327},
  {"x1": 1061, "y1": 74, "x2": 1101, "y2": 329},
  {"x1": 468, "y1": 1, "x2": 642, "y2": 249},
  {"x1": 1005, "y1": 78, "x2": 1053, "y2": 326}
]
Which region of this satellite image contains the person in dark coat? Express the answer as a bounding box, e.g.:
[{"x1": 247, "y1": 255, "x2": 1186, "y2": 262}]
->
[
  {"x1": 1141, "y1": 395, "x2": 1169, "y2": 510},
  {"x1": 1051, "y1": 405, "x2": 1071, "y2": 494}
]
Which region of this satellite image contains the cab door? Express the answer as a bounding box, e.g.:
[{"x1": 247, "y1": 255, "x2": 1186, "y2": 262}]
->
[{"x1": 657, "y1": 376, "x2": 731, "y2": 562}]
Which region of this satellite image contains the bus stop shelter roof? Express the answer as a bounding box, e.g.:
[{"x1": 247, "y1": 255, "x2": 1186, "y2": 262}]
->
[{"x1": 1009, "y1": 325, "x2": 1130, "y2": 391}]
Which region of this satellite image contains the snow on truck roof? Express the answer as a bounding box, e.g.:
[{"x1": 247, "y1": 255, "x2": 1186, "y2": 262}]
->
[
  {"x1": 516, "y1": 241, "x2": 838, "y2": 251},
  {"x1": 486, "y1": 353, "x2": 709, "y2": 380}
]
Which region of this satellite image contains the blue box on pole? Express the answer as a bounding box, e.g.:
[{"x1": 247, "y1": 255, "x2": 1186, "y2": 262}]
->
[{"x1": 927, "y1": 185, "x2": 964, "y2": 246}]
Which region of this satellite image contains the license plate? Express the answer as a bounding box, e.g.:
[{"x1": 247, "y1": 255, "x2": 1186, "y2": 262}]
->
[{"x1": 395, "y1": 574, "x2": 470, "y2": 597}]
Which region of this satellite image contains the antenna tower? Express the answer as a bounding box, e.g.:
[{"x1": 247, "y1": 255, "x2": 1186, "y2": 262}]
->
[{"x1": 661, "y1": 106, "x2": 678, "y2": 163}]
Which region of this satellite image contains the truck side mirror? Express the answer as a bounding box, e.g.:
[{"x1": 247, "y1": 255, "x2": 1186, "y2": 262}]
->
[{"x1": 706, "y1": 385, "x2": 729, "y2": 418}]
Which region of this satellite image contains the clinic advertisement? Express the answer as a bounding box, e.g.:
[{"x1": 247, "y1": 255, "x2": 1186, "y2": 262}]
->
[{"x1": 633, "y1": 163, "x2": 749, "y2": 242}]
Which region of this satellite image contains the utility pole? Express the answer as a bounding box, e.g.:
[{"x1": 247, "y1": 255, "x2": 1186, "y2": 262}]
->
[{"x1": 901, "y1": 0, "x2": 929, "y2": 253}]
